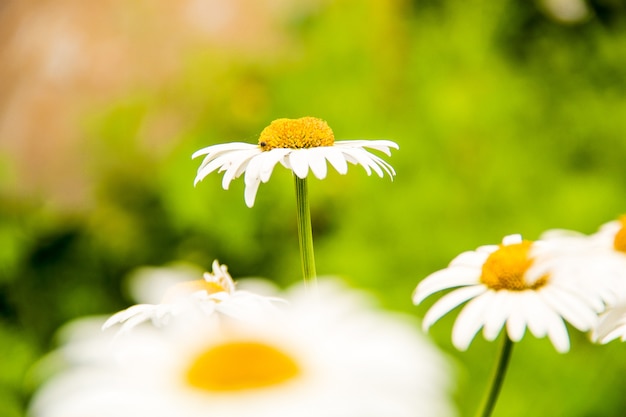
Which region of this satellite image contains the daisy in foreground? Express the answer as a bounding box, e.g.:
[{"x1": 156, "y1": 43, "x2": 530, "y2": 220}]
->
[
  {"x1": 413, "y1": 234, "x2": 606, "y2": 353},
  {"x1": 192, "y1": 116, "x2": 398, "y2": 208},
  {"x1": 30, "y1": 280, "x2": 456, "y2": 417},
  {"x1": 102, "y1": 260, "x2": 281, "y2": 334}
]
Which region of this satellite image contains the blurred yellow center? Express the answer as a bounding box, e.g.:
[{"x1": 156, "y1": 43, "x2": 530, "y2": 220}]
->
[
  {"x1": 480, "y1": 241, "x2": 548, "y2": 291},
  {"x1": 613, "y1": 216, "x2": 626, "y2": 253},
  {"x1": 162, "y1": 280, "x2": 226, "y2": 303},
  {"x1": 258, "y1": 117, "x2": 334, "y2": 151},
  {"x1": 186, "y1": 341, "x2": 300, "y2": 392}
]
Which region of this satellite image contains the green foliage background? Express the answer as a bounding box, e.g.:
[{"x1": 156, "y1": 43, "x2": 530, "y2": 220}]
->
[{"x1": 2, "y1": 0, "x2": 626, "y2": 416}]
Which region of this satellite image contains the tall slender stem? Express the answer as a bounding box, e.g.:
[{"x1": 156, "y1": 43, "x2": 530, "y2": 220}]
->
[
  {"x1": 475, "y1": 335, "x2": 514, "y2": 417},
  {"x1": 293, "y1": 175, "x2": 317, "y2": 292}
]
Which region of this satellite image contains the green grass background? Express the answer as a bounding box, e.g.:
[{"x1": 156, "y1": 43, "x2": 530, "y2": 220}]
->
[{"x1": 2, "y1": 0, "x2": 626, "y2": 416}]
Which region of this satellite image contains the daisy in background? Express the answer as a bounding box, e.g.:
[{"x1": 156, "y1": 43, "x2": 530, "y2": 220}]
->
[
  {"x1": 30, "y1": 279, "x2": 457, "y2": 417},
  {"x1": 192, "y1": 116, "x2": 398, "y2": 290},
  {"x1": 103, "y1": 260, "x2": 283, "y2": 334},
  {"x1": 550, "y1": 215, "x2": 626, "y2": 344},
  {"x1": 192, "y1": 117, "x2": 398, "y2": 208},
  {"x1": 413, "y1": 233, "x2": 613, "y2": 417}
]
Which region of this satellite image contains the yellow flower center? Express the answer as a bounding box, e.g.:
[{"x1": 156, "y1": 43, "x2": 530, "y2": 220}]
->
[
  {"x1": 258, "y1": 117, "x2": 335, "y2": 151},
  {"x1": 480, "y1": 240, "x2": 548, "y2": 291},
  {"x1": 161, "y1": 280, "x2": 227, "y2": 303},
  {"x1": 185, "y1": 341, "x2": 300, "y2": 392},
  {"x1": 613, "y1": 215, "x2": 626, "y2": 253}
]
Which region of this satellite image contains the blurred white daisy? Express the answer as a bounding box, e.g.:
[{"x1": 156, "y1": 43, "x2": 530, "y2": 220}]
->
[
  {"x1": 192, "y1": 117, "x2": 398, "y2": 207},
  {"x1": 589, "y1": 215, "x2": 626, "y2": 256},
  {"x1": 103, "y1": 260, "x2": 282, "y2": 333},
  {"x1": 413, "y1": 234, "x2": 606, "y2": 353},
  {"x1": 592, "y1": 303, "x2": 626, "y2": 344},
  {"x1": 31, "y1": 279, "x2": 457, "y2": 417},
  {"x1": 540, "y1": 216, "x2": 626, "y2": 305}
]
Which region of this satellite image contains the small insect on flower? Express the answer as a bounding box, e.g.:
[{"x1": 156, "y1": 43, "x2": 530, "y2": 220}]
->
[{"x1": 192, "y1": 117, "x2": 398, "y2": 207}]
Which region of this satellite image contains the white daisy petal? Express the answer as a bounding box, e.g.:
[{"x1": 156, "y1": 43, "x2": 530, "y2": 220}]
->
[
  {"x1": 452, "y1": 292, "x2": 494, "y2": 350},
  {"x1": 348, "y1": 149, "x2": 385, "y2": 177},
  {"x1": 422, "y1": 285, "x2": 486, "y2": 331},
  {"x1": 413, "y1": 267, "x2": 480, "y2": 305},
  {"x1": 288, "y1": 149, "x2": 311, "y2": 179},
  {"x1": 520, "y1": 291, "x2": 548, "y2": 338},
  {"x1": 191, "y1": 142, "x2": 257, "y2": 159},
  {"x1": 505, "y1": 296, "x2": 527, "y2": 342},
  {"x1": 482, "y1": 291, "x2": 511, "y2": 341},
  {"x1": 244, "y1": 179, "x2": 261, "y2": 208},
  {"x1": 540, "y1": 287, "x2": 597, "y2": 331},
  {"x1": 307, "y1": 148, "x2": 328, "y2": 180},
  {"x1": 545, "y1": 313, "x2": 570, "y2": 353},
  {"x1": 102, "y1": 305, "x2": 154, "y2": 330},
  {"x1": 502, "y1": 234, "x2": 523, "y2": 245},
  {"x1": 259, "y1": 149, "x2": 290, "y2": 183},
  {"x1": 449, "y1": 250, "x2": 491, "y2": 268},
  {"x1": 323, "y1": 147, "x2": 349, "y2": 175},
  {"x1": 220, "y1": 150, "x2": 259, "y2": 189}
]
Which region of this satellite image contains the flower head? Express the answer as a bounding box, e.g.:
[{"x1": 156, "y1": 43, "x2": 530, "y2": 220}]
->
[
  {"x1": 31, "y1": 280, "x2": 456, "y2": 417},
  {"x1": 413, "y1": 234, "x2": 606, "y2": 353},
  {"x1": 102, "y1": 260, "x2": 282, "y2": 334},
  {"x1": 192, "y1": 117, "x2": 398, "y2": 207}
]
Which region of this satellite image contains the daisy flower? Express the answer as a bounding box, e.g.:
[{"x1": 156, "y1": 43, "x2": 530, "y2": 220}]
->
[
  {"x1": 30, "y1": 279, "x2": 457, "y2": 417},
  {"x1": 192, "y1": 117, "x2": 398, "y2": 207},
  {"x1": 102, "y1": 260, "x2": 282, "y2": 333},
  {"x1": 413, "y1": 234, "x2": 606, "y2": 353}
]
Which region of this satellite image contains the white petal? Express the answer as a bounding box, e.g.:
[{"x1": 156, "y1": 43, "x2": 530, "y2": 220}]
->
[
  {"x1": 502, "y1": 234, "x2": 523, "y2": 245},
  {"x1": 191, "y1": 142, "x2": 257, "y2": 159},
  {"x1": 413, "y1": 267, "x2": 480, "y2": 305},
  {"x1": 335, "y1": 140, "x2": 399, "y2": 156},
  {"x1": 593, "y1": 306, "x2": 626, "y2": 343},
  {"x1": 545, "y1": 311, "x2": 570, "y2": 353},
  {"x1": 482, "y1": 291, "x2": 512, "y2": 341},
  {"x1": 308, "y1": 148, "x2": 328, "y2": 179},
  {"x1": 244, "y1": 179, "x2": 261, "y2": 208},
  {"x1": 102, "y1": 305, "x2": 154, "y2": 330},
  {"x1": 288, "y1": 149, "x2": 310, "y2": 178},
  {"x1": 449, "y1": 250, "x2": 490, "y2": 268},
  {"x1": 346, "y1": 149, "x2": 386, "y2": 177},
  {"x1": 244, "y1": 153, "x2": 264, "y2": 186},
  {"x1": 422, "y1": 285, "x2": 486, "y2": 331},
  {"x1": 340, "y1": 148, "x2": 374, "y2": 176},
  {"x1": 259, "y1": 149, "x2": 290, "y2": 183},
  {"x1": 220, "y1": 150, "x2": 260, "y2": 189},
  {"x1": 323, "y1": 147, "x2": 349, "y2": 175},
  {"x1": 452, "y1": 292, "x2": 494, "y2": 350},
  {"x1": 540, "y1": 287, "x2": 597, "y2": 331},
  {"x1": 505, "y1": 296, "x2": 527, "y2": 342},
  {"x1": 520, "y1": 291, "x2": 548, "y2": 338}
]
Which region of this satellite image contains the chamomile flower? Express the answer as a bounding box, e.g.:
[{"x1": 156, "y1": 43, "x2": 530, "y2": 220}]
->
[
  {"x1": 192, "y1": 117, "x2": 398, "y2": 207},
  {"x1": 102, "y1": 260, "x2": 281, "y2": 333},
  {"x1": 413, "y1": 234, "x2": 606, "y2": 353},
  {"x1": 31, "y1": 280, "x2": 456, "y2": 417}
]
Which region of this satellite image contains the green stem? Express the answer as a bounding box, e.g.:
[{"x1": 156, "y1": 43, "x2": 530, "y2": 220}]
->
[
  {"x1": 475, "y1": 335, "x2": 514, "y2": 417},
  {"x1": 293, "y1": 175, "x2": 318, "y2": 292}
]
